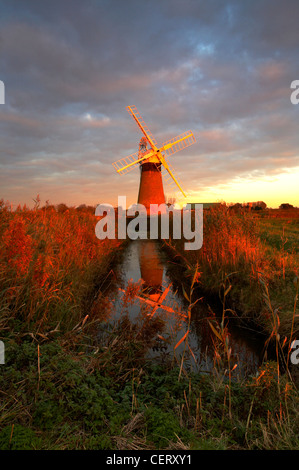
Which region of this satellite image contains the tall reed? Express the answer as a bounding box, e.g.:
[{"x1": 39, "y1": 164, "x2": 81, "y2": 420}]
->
[{"x1": 0, "y1": 199, "x2": 122, "y2": 332}]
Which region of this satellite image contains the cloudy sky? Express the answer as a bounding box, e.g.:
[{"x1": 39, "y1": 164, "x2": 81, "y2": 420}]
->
[{"x1": 0, "y1": 0, "x2": 298, "y2": 209}]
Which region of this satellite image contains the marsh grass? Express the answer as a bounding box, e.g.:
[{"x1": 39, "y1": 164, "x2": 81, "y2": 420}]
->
[
  {"x1": 161, "y1": 205, "x2": 299, "y2": 449},
  {"x1": 0, "y1": 276, "x2": 298, "y2": 450},
  {"x1": 165, "y1": 204, "x2": 299, "y2": 345},
  {"x1": 0, "y1": 200, "x2": 298, "y2": 450},
  {"x1": 0, "y1": 199, "x2": 122, "y2": 334}
]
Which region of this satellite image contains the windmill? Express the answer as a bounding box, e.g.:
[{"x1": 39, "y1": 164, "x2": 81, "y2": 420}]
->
[{"x1": 112, "y1": 106, "x2": 196, "y2": 213}]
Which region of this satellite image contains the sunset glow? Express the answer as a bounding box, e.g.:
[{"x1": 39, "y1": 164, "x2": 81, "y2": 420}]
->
[
  {"x1": 187, "y1": 168, "x2": 299, "y2": 208},
  {"x1": 0, "y1": 1, "x2": 298, "y2": 209},
  {"x1": 1, "y1": 1, "x2": 299, "y2": 453}
]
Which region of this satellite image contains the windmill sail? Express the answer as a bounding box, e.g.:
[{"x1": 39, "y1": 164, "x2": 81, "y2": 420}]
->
[
  {"x1": 112, "y1": 150, "x2": 153, "y2": 174},
  {"x1": 159, "y1": 154, "x2": 187, "y2": 197},
  {"x1": 161, "y1": 131, "x2": 196, "y2": 157},
  {"x1": 127, "y1": 105, "x2": 158, "y2": 150}
]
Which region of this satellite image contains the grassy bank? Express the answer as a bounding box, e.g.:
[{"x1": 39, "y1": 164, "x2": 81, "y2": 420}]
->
[
  {"x1": 0, "y1": 201, "x2": 298, "y2": 450},
  {"x1": 164, "y1": 205, "x2": 298, "y2": 347},
  {"x1": 1, "y1": 305, "x2": 298, "y2": 450},
  {"x1": 0, "y1": 199, "x2": 124, "y2": 334}
]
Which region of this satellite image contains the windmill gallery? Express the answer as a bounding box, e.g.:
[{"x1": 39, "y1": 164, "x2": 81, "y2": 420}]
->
[{"x1": 95, "y1": 106, "x2": 202, "y2": 250}]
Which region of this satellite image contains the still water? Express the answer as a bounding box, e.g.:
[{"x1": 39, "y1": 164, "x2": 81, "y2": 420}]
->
[{"x1": 102, "y1": 239, "x2": 265, "y2": 378}]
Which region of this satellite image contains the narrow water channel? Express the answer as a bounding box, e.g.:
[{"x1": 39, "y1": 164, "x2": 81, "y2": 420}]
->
[{"x1": 102, "y1": 239, "x2": 265, "y2": 378}]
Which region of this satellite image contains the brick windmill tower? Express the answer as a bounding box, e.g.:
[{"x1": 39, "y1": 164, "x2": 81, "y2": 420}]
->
[{"x1": 112, "y1": 106, "x2": 196, "y2": 213}]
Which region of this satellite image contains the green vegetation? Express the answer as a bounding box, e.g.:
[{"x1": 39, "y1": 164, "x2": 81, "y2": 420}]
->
[
  {"x1": 165, "y1": 206, "x2": 299, "y2": 339},
  {"x1": 257, "y1": 217, "x2": 299, "y2": 254},
  {"x1": 1, "y1": 314, "x2": 298, "y2": 450}
]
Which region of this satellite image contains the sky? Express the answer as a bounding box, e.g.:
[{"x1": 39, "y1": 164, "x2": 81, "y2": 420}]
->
[{"x1": 0, "y1": 0, "x2": 298, "y2": 209}]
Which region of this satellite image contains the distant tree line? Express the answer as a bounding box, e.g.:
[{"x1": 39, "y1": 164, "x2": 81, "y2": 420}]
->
[
  {"x1": 229, "y1": 201, "x2": 267, "y2": 211},
  {"x1": 229, "y1": 201, "x2": 297, "y2": 211},
  {"x1": 40, "y1": 202, "x2": 97, "y2": 214},
  {"x1": 279, "y1": 203, "x2": 295, "y2": 210}
]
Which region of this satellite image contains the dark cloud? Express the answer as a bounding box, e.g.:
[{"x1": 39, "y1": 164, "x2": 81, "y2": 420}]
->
[{"x1": 0, "y1": 0, "x2": 298, "y2": 207}]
